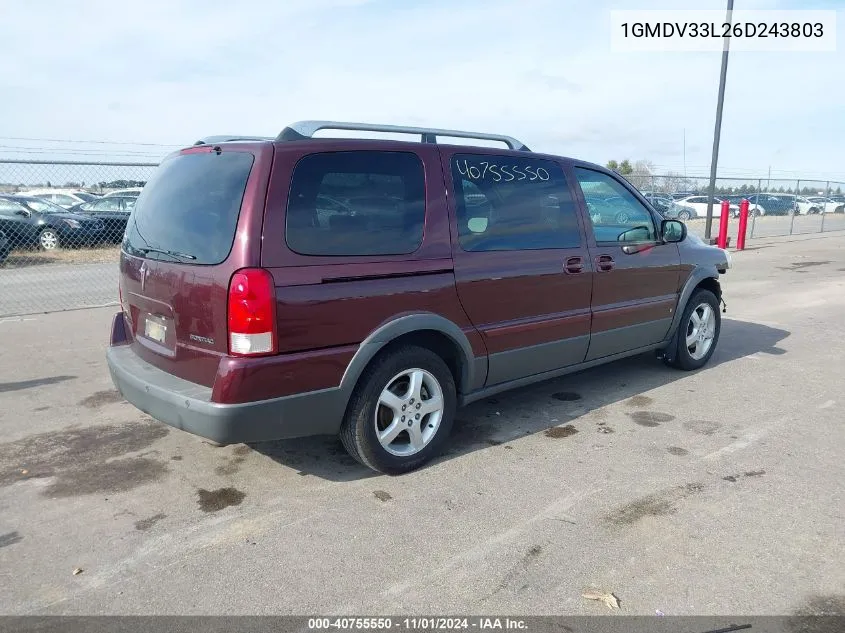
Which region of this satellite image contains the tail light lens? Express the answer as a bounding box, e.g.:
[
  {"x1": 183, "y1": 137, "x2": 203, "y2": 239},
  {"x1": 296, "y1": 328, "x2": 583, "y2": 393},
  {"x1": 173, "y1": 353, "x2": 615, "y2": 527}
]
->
[{"x1": 227, "y1": 268, "x2": 276, "y2": 356}]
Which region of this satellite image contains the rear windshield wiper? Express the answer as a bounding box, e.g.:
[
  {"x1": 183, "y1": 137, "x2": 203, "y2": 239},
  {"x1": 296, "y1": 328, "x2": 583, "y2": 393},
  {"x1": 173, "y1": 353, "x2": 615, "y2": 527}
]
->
[{"x1": 135, "y1": 246, "x2": 197, "y2": 260}]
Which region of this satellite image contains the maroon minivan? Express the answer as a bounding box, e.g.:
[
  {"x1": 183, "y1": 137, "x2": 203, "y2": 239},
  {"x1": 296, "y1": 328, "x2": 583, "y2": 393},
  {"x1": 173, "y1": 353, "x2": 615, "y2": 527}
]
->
[{"x1": 107, "y1": 121, "x2": 730, "y2": 474}]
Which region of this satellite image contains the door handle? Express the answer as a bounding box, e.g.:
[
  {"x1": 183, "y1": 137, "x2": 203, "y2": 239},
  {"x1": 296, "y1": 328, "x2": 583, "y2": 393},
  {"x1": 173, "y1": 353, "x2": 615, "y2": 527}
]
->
[
  {"x1": 564, "y1": 256, "x2": 584, "y2": 274},
  {"x1": 595, "y1": 254, "x2": 615, "y2": 272}
]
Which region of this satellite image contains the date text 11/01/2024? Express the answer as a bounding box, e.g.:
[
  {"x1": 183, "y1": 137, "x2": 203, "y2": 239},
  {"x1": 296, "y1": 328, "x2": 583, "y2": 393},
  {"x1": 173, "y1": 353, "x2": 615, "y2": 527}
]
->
[
  {"x1": 620, "y1": 22, "x2": 824, "y2": 38},
  {"x1": 308, "y1": 618, "x2": 528, "y2": 630}
]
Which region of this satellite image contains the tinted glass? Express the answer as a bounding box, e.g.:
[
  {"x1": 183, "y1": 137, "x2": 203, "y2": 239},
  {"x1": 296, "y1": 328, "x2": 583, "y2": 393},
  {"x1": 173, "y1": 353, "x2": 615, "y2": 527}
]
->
[
  {"x1": 93, "y1": 198, "x2": 121, "y2": 211},
  {"x1": 450, "y1": 154, "x2": 580, "y2": 251},
  {"x1": 285, "y1": 151, "x2": 425, "y2": 257},
  {"x1": 574, "y1": 168, "x2": 657, "y2": 243},
  {"x1": 21, "y1": 198, "x2": 64, "y2": 213},
  {"x1": 123, "y1": 151, "x2": 254, "y2": 264},
  {"x1": 0, "y1": 199, "x2": 25, "y2": 215}
]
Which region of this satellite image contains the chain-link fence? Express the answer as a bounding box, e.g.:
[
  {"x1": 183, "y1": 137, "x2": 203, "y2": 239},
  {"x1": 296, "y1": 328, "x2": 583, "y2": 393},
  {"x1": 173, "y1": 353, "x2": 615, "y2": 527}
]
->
[
  {"x1": 1, "y1": 159, "x2": 845, "y2": 318},
  {"x1": 638, "y1": 174, "x2": 845, "y2": 243},
  {"x1": 0, "y1": 160, "x2": 158, "y2": 317}
]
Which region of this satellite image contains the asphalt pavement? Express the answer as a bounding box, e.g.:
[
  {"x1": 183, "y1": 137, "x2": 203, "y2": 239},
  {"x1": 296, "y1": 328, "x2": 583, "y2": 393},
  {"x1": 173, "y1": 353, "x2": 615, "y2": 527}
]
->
[
  {"x1": 0, "y1": 233, "x2": 843, "y2": 617},
  {"x1": 0, "y1": 262, "x2": 117, "y2": 318}
]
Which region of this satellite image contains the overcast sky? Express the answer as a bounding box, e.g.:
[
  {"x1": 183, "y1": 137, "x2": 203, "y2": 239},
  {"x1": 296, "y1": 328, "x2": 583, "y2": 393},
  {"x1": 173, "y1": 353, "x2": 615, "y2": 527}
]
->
[{"x1": 1, "y1": 0, "x2": 843, "y2": 181}]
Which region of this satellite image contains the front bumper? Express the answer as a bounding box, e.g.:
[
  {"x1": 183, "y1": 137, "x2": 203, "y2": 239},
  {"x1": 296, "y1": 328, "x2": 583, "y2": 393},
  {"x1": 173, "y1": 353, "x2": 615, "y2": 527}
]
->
[{"x1": 107, "y1": 341, "x2": 345, "y2": 445}]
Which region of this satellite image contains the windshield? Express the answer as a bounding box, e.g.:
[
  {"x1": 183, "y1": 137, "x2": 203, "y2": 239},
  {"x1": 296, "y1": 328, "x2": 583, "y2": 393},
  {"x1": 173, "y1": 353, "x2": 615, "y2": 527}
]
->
[{"x1": 123, "y1": 151, "x2": 254, "y2": 264}]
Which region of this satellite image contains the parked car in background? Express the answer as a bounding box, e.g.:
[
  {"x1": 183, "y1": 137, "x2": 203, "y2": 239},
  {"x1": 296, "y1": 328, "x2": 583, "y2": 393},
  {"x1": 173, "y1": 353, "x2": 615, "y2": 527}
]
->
[
  {"x1": 662, "y1": 202, "x2": 698, "y2": 221},
  {"x1": 21, "y1": 189, "x2": 98, "y2": 208},
  {"x1": 107, "y1": 120, "x2": 730, "y2": 474},
  {"x1": 69, "y1": 196, "x2": 137, "y2": 243},
  {"x1": 103, "y1": 188, "x2": 143, "y2": 198},
  {"x1": 0, "y1": 195, "x2": 104, "y2": 250},
  {"x1": 722, "y1": 194, "x2": 765, "y2": 217},
  {"x1": 675, "y1": 195, "x2": 739, "y2": 218},
  {"x1": 0, "y1": 230, "x2": 10, "y2": 264},
  {"x1": 796, "y1": 196, "x2": 842, "y2": 215},
  {"x1": 739, "y1": 193, "x2": 797, "y2": 216},
  {"x1": 642, "y1": 193, "x2": 673, "y2": 213}
]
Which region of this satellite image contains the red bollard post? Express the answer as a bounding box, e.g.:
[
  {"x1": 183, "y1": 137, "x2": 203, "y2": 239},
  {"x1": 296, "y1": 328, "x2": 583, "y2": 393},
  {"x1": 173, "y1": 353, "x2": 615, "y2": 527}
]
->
[
  {"x1": 717, "y1": 199, "x2": 730, "y2": 249},
  {"x1": 736, "y1": 198, "x2": 750, "y2": 250}
]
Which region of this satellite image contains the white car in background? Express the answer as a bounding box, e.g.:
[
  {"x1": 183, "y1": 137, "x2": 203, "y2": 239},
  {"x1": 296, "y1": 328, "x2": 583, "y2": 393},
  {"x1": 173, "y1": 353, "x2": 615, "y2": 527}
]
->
[
  {"x1": 674, "y1": 195, "x2": 739, "y2": 218},
  {"x1": 103, "y1": 187, "x2": 143, "y2": 198},
  {"x1": 20, "y1": 189, "x2": 99, "y2": 208},
  {"x1": 796, "y1": 196, "x2": 843, "y2": 214}
]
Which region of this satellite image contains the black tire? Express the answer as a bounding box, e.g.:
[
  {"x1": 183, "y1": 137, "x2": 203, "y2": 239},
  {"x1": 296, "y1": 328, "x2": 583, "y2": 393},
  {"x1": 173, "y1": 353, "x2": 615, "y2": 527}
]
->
[
  {"x1": 614, "y1": 211, "x2": 630, "y2": 224},
  {"x1": 664, "y1": 289, "x2": 721, "y2": 371},
  {"x1": 38, "y1": 228, "x2": 60, "y2": 251},
  {"x1": 340, "y1": 345, "x2": 456, "y2": 475},
  {"x1": 678, "y1": 210, "x2": 691, "y2": 221}
]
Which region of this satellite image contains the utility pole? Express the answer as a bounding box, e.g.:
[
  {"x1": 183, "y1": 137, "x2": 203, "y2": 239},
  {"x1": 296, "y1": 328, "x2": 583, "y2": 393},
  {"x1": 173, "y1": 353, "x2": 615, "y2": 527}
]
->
[
  {"x1": 683, "y1": 128, "x2": 687, "y2": 178},
  {"x1": 704, "y1": 0, "x2": 734, "y2": 242}
]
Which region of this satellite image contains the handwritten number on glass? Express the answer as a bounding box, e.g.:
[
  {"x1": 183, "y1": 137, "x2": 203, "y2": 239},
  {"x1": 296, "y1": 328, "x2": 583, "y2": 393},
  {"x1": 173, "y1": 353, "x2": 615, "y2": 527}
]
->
[{"x1": 456, "y1": 159, "x2": 550, "y2": 183}]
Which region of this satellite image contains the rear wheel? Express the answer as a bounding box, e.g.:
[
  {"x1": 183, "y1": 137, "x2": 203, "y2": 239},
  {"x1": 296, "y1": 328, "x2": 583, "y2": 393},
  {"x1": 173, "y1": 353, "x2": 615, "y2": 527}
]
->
[
  {"x1": 664, "y1": 289, "x2": 721, "y2": 371},
  {"x1": 677, "y1": 210, "x2": 691, "y2": 221},
  {"x1": 340, "y1": 345, "x2": 456, "y2": 474}
]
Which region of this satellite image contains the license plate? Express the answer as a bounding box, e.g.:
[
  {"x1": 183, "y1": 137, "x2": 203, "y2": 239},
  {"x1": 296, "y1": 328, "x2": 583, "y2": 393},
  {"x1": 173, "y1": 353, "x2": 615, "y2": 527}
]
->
[{"x1": 144, "y1": 317, "x2": 167, "y2": 343}]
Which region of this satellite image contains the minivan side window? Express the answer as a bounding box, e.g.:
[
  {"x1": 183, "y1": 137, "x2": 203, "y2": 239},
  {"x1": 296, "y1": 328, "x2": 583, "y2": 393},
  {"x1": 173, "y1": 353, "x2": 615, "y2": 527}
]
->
[
  {"x1": 450, "y1": 154, "x2": 581, "y2": 251},
  {"x1": 285, "y1": 151, "x2": 425, "y2": 257},
  {"x1": 573, "y1": 168, "x2": 657, "y2": 243}
]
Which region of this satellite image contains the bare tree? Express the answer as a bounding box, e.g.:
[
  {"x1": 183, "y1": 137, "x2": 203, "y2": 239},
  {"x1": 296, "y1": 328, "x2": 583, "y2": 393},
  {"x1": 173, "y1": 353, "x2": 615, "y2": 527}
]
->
[{"x1": 625, "y1": 160, "x2": 655, "y2": 191}]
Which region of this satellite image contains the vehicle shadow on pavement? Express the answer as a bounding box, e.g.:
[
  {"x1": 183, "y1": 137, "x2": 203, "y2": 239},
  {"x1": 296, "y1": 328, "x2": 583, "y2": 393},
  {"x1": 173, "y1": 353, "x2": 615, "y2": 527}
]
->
[{"x1": 250, "y1": 318, "x2": 789, "y2": 481}]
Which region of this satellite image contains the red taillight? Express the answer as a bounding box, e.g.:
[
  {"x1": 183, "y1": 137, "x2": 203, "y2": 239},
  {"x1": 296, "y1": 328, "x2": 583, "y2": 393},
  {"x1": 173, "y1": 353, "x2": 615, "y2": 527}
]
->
[{"x1": 227, "y1": 268, "x2": 276, "y2": 356}]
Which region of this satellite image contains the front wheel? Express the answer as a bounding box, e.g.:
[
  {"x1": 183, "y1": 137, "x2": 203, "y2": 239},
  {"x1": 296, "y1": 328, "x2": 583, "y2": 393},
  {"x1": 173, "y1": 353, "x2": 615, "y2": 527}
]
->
[
  {"x1": 39, "y1": 228, "x2": 60, "y2": 251},
  {"x1": 340, "y1": 345, "x2": 456, "y2": 474},
  {"x1": 664, "y1": 289, "x2": 721, "y2": 371}
]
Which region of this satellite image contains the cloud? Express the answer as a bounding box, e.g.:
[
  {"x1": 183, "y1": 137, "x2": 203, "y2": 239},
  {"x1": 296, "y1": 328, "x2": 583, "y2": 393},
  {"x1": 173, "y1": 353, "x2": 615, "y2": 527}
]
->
[{"x1": 0, "y1": 0, "x2": 843, "y2": 179}]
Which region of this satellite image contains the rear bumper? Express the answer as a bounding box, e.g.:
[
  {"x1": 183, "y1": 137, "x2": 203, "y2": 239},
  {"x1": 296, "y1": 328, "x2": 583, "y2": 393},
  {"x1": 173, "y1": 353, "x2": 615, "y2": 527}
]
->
[{"x1": 107, "y1": 343, "x2": 345, "y2": 445}]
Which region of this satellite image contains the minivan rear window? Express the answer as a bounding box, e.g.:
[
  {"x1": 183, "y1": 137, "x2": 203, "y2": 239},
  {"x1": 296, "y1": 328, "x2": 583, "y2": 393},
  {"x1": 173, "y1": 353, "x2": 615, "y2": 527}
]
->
[{"x1": 123, "y1": 151, "x2": 254, "y2": 264}]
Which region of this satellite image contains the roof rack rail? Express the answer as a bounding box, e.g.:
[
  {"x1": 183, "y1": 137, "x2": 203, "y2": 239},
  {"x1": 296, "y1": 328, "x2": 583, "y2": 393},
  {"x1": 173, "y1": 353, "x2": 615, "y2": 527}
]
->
[
  {"x1": 193, "y1": 135, "x2": 274, "y2": 146},
  {"x1": 276, "y1": 120, "x2": 530, "y2": 151}
]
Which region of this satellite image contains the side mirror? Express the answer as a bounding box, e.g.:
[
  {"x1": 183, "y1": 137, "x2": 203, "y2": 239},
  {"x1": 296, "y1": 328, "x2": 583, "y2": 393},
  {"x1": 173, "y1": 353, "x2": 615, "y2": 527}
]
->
[{"x1": 661, "y1": 219, "x2": 687, "y2": 243}]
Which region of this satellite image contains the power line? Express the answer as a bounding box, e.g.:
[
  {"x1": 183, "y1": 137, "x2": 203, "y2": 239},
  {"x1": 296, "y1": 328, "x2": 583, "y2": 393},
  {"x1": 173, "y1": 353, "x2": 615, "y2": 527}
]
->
[
  {"x1": 0, "y1": 136, "x2": 182, "y2": 147},
  {"x1": 0, "y1": 145, "x2": 166, "y2": 157}
]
